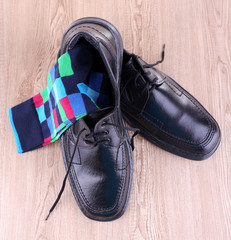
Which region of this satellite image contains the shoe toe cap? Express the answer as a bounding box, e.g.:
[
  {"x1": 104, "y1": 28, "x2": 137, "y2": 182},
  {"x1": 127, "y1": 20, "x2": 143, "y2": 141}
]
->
[
  {"x1": 75, "y1": 167, "x2": 129, "y2": 221},
  {"x1": 191, "y1": 120, "x2": 221, "y2": 160}
]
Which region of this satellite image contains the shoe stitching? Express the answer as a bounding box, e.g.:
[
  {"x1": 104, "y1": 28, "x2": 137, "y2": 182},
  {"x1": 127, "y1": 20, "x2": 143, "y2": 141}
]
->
[
  {"x1": 66, "y1": 160, "x2": 122, "y2": 214},
  {"x1": 145, "y1": 110, "x2": 215, "y2": 148},
  {"x1": 67, "y1": 145, "x2": 82, "y2": 165},
  {"x1": 70, "y1": 161, "x2": 126, "y2": 212},
  {"x1": 139, "y1": 112, "x2": 200, "y2": 148},
  {"x1": 116, "y1": 142, "x2": 128, "y2": 171},
  {"x1": 77, "y1": 25, "x2": 112, "y2": 44},
  {"x1": 67, "y1": 140, "x2": 128, "y2": 212},
  {"x1": 142, "y1": 124, "x2": 218, "y2": 157},
  {"x1": 123, "y1": 76, "x2": 213, "y2": 145},
  {"x1": 165, "y1": 77, "x2": 213, "y2": 144},
  {"x1": 96, "y1": 37, "x2": 116, "y2": 61},
  {"x1": 138, "y1": 111, "x2": 164, "y2": 127},
  {"x1": 124, "y1": 99, "x2": 213, "y2": 147},
  {"x1": 65, "y1": 25, "x2": 114, "y2": 49},
  {"x1": 122, "y1": 65, "x2": 214, "y2": 145},
  {"x1": 130, "y1": 115, "x2": 219, "y2": 157},
  {"x1": 165, "y1": 81, "x2": 182, "y2": 96}
]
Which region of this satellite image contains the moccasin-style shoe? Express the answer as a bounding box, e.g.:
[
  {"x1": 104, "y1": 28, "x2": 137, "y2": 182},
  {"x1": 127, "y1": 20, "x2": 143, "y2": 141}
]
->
[
  {"x1": 121, "y1": 47, "x2": 221, "y2": 160},
  {"x1": 46, "y1": 17, "x2": 138, "y2": 221}
]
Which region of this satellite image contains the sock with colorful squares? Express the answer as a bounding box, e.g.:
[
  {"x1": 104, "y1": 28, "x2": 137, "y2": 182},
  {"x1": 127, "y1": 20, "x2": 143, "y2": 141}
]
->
[{"x1": 9, "y1": 42, "x2": 111, "y2": 153}]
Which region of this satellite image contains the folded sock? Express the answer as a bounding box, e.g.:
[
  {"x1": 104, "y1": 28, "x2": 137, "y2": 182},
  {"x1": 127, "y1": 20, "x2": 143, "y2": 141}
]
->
[{"x1": 9, "y1": 43, "x2": 111, "y2": 153}]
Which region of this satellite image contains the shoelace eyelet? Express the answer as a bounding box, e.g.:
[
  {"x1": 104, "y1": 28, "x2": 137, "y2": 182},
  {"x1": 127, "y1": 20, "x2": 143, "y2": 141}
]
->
[
  {"x1": 146, "y1": 70, "x2": 151, "y2": 76},
  {"x1": 84, "y1": 139, "x2": 91, "y2": 144}
]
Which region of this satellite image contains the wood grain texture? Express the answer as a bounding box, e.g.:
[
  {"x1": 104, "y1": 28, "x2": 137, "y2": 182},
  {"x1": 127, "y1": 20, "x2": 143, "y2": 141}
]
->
[{"x1": 0, "y1": 0, "x2": 231, "y2": 239}]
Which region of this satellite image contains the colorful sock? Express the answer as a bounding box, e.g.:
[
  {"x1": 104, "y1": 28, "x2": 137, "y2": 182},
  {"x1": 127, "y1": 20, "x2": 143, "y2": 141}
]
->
[{"x1": 9, "y1": 43, "x2": 111, "y2": 153}]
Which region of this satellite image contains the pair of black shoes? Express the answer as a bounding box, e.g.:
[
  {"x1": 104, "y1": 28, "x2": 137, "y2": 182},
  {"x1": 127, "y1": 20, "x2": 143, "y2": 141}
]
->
[{"x1": 46, "y1": 17, "x2": 221, "y2": 221}]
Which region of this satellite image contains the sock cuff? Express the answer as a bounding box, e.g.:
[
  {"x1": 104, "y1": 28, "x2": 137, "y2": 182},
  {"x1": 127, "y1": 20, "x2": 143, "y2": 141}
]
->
[
  {"x1": 9, "y1": 98, "x2": 44, "y2": 153},
  {"x1": 9, "y1": 108, "x2": 23, "y2": 153}
]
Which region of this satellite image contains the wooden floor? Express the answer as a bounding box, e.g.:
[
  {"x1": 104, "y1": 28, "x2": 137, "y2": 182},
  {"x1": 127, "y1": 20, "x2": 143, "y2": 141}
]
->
[{"x1": 1, "y1": 0, "x2": 231, "y2": 239}]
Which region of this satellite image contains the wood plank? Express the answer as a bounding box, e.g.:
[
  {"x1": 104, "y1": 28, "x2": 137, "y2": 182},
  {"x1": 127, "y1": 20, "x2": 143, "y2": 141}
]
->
[{"x1": 0, "y1": 0, "x2": 230, "y2": 239}]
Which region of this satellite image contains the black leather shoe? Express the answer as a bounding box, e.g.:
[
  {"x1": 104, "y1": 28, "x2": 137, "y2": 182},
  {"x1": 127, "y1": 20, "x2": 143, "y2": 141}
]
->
[
  {"x1": 121, "y1": 46, "x2": 221, "y2": 160},
  {"x1": 57, "y1": 18, "x2": 136, "y2": 221}
]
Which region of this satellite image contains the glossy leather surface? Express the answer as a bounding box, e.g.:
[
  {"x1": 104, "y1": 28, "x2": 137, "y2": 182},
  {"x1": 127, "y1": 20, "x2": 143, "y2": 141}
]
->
[
  {"x1": 60, "y1": 18, "x2": 133, "y2": 221},
  {"x1": 121, "y1": 50, "x2": 221, "y2": 160}
]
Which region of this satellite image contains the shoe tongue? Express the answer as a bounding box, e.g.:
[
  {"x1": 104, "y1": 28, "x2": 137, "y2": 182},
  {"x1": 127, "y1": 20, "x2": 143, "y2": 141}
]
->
[
  {"x1": 124, "y1": 57, "x2": 136, "y2": 70},
  {"x1": 85, "y1": 107, "x2": 113, "y2": 127},
  {"x1": 124, "y1": 57, "x2": 147, "y2": 87},
  {"x1": 124, "y1": 55, "x2": 164, "y2": 86}
]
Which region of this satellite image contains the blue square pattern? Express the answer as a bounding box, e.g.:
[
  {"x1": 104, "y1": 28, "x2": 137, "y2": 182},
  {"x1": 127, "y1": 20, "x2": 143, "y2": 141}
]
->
[
  {"x1": 54, "y1": 62, "x2": 60, "y2": 79},
  {"x1": 53, "y1": 77, "x2": 67, "y2": 103},
  {"x1": 44, "y1": 101, "x2": 50, "y2": 118},
  {"x1": 41, "y1": 120, "x2": 51, "y2": 139},
  {"x1": 46, "y1": 116, "x2": 54, "y2": 133},
  {"x1": 68, "y1": 93, "x2": 86, "y2": 116},
  {"x1": 36, "y1": 104, "x2": 46, "y2": 123},
  {"x1": 50, "y1": 65, "x2": 56, "y2": 83},
  {"x1": 49, "y1": 91, "x2": 56, "y2": 110},
  {"x1": 77, "y1": 83, "x2": 100, "y2": 106},
  {"x1": 47, "y1": 96, "x2": 54, "y2": 123}
]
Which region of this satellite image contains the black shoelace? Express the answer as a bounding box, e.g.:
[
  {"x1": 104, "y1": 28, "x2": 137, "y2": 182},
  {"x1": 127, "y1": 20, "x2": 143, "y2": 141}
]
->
[
  {"x1": 142, "y1": 44, "x2": 165, "y2": 68},
  {"x1": 121, "y1": 44, "x2": 165, "y2": 96},
  {"x1": 45, "y1": 122, "x2": 139, "y2": 220}
]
